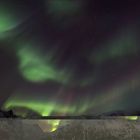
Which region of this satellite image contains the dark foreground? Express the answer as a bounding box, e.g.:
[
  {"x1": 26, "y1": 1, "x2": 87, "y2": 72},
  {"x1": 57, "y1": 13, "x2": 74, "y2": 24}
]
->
[{"x1": 0, "y1": 118, "x2": 140, "y2": 140}]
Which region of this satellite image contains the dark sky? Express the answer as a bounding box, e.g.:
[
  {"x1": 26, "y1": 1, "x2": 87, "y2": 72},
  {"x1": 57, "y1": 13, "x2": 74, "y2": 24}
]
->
[{"x1": 0, "y1": 0, "x2": 140, "y2": 116}]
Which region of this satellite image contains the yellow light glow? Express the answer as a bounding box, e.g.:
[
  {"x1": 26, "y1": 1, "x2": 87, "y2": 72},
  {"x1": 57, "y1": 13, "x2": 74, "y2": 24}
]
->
[
  {"x1": 37, "y1": 120, "x2": 60, "y2": 133},
  {"x1": 125, "y1": 116, "x2": 138, "y2": 121}
]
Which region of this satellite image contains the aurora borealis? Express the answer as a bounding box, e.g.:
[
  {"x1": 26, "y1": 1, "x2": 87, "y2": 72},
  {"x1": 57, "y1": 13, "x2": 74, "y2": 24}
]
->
[
  {"x1": 0, "y1": 0, "x2": 140, "y2": 132},
  {"x1": 16, "y1": 43, "x2": 67, "y2": 83}
]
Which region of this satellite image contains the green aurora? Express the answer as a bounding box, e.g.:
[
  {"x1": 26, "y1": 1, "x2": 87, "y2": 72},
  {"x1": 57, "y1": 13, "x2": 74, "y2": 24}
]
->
[
  {"x1": 3, "y1": 97, "x2": 89, "y2": 117},
  {"x1": 91, "y1": 30, "x2": 139, "y2": 64},
  {"x1": 16, "y1": 43, "x2": 70, "y2": 83},
  {"x1": 0, "y1": 8, "x2": 16, "y2": 33}
]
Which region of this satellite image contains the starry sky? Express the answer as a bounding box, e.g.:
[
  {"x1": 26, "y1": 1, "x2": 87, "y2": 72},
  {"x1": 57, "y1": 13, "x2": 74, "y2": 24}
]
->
[{"x1": 0, "y1": 0, "x2": 140, "y2": 117}]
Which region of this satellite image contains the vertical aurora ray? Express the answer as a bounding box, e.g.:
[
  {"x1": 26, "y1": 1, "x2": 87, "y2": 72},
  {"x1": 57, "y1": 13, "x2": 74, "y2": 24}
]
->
[
  {"x1": 2, "y1": 72, "x2": 140, "y2": 132},
  {"x1": 3, "y1": 98, "x2": 67, "y2": 132},
  {"x1": 2, "y1": 95, "x2": 83, "y2": 117},
  {"x1": 2, "y1": 93, "x2": 90, "y2": 132},
  {"x1": 3, "y1": 72, "x2": 140, "y2": 117},
  {"x1": 0, "y1": 0, "x2": 139, "y2": 134}
]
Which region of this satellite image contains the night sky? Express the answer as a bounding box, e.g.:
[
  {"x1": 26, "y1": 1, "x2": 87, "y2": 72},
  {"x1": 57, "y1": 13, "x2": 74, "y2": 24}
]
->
[{"x1": 0, "y1": 0, "x2": 140, "y2": 117}]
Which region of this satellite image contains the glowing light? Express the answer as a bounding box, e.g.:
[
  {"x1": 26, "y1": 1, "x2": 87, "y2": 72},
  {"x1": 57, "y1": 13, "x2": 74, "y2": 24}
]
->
[
  {"x1": 3, "y1": 94, "x2": 91, "y2": 131},
  {"x1": 37, "y1": 120, "x2": 60, "y2": 132},
  {"x1": 0, "y1": 3, "x2": 32, "y2": 40},
  {"x1": 48, "y1": 120, "x2": 60, "y2": 132},
  {"x1": 0, "y1": 3, "x2": 24, "y2": 39},
  {"x1": 125, "y1": 116, "x2": 138, "y2": 121},
  {"x1": 17, "y1": 46, "x2": 55, "y2": 82},
  {"x1": 3, "y1": 94, "x2": 92, "y2": 132},
  {"x1": 16, "y1": 44, "x2": 69, "y2": 83},
  {"x1": 0, "y1": 8, "x2": 16, "y2": 33},
  {"x1": 3, "y1": 97, "x2": 78, "y2": 117}
]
